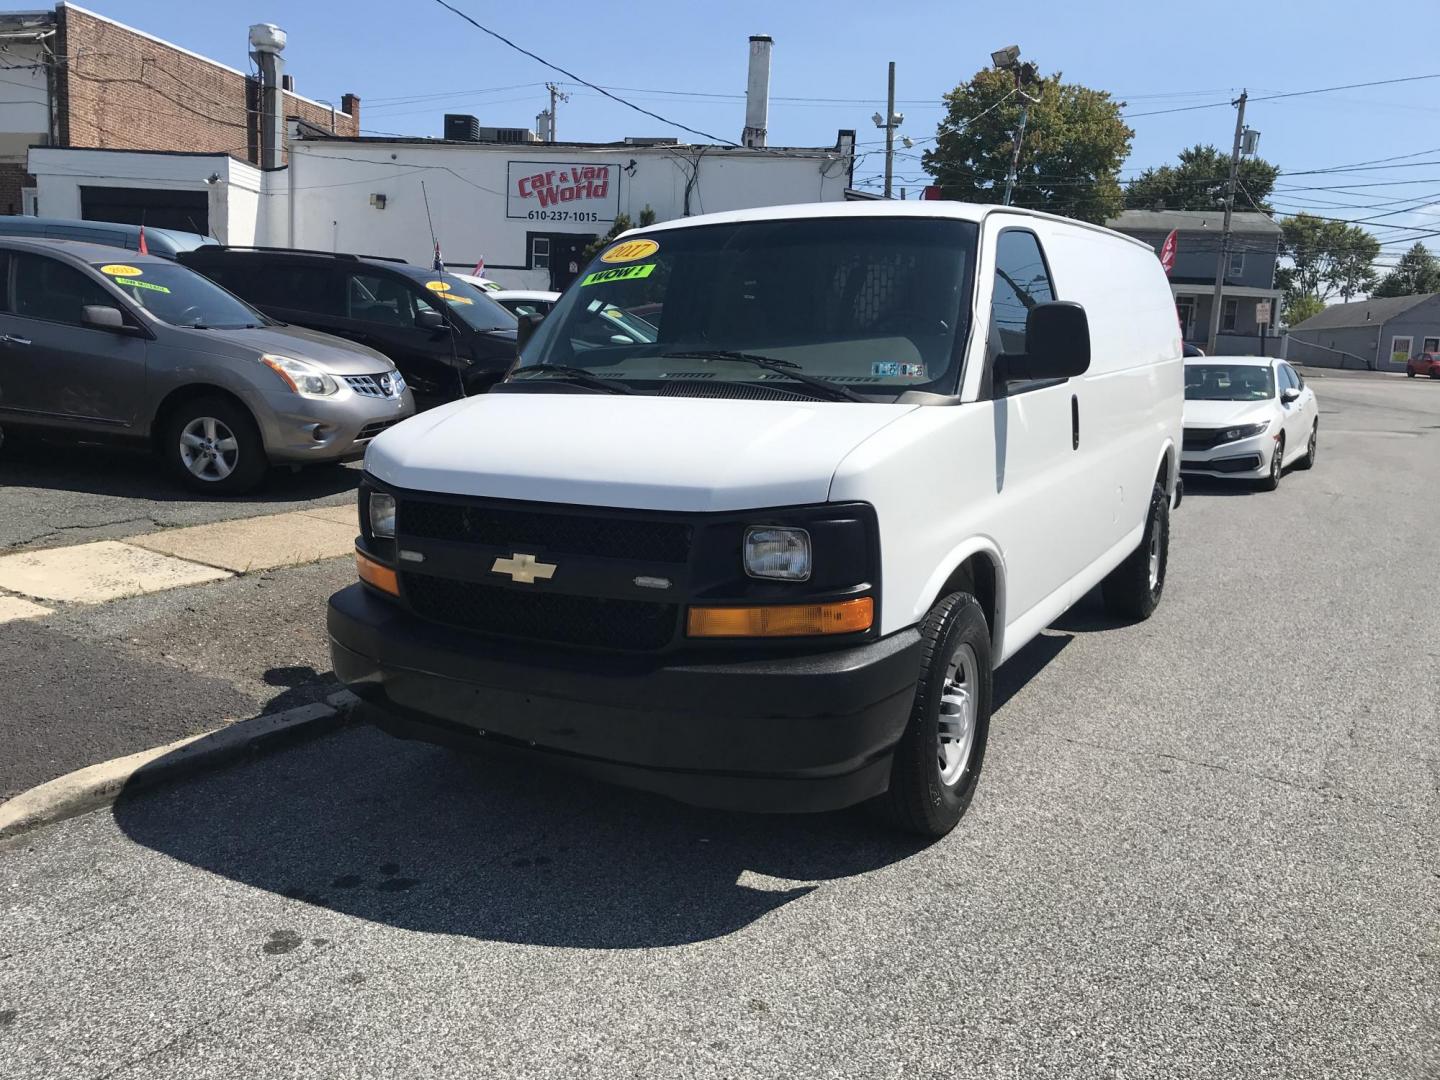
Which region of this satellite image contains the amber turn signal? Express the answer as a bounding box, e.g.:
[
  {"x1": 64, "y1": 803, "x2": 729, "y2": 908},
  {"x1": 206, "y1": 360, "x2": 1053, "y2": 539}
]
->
[
  {"x1": 686, "y1": 597, "x2": 873, "y2": 638},
  {"x1": 356, "y1": 549, "x2": 399, "y2": 596}
]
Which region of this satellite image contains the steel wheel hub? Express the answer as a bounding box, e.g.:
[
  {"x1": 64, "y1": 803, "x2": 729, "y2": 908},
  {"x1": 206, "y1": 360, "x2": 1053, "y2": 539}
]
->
[
  {"x1": 937, "y1": 641, "x2": 979, "y2": 786},
  {"x1": 1148, "y1": 521, "x2": 1162, "y2": 592}
]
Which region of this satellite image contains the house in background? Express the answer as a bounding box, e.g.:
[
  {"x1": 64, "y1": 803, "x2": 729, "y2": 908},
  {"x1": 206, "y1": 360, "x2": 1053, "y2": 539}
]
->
[
  {"x1": 1286, "y1": 293, "x2": 1440, "y2": 371},
  {"x1": 1108, "y1": 209, "x2": 1284, "y2": 355}
]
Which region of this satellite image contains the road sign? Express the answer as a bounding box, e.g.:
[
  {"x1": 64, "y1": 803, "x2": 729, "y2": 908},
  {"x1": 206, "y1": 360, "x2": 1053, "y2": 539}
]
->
[
  {"x1": 1159, "y1": 230, "x2": 1178, "y2": 276},
  {"x1": 1256, "y1": 299, "x2": 1271, "y2": 325}
]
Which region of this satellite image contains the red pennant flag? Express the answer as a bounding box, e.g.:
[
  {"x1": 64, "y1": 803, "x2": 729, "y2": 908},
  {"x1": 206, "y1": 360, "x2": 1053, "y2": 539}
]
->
[
  {"x1": 473, "y1": 257, "x2": 485, "y2": 276},
  {"x1": 138, "y1": 225, "x2": 149, "y2": 255},
  {"x1": 1159, "y1": 229, "x2": 1177, "y2": 276}
]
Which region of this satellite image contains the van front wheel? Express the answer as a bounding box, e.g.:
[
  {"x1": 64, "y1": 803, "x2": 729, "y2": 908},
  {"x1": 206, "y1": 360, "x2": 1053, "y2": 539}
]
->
[
  {"x1": 874, "y1": 592, "x2": 992, "y2": 838},
  {"x1": 1101, "y1": 483, "x2": 1169, "y2": 621}
]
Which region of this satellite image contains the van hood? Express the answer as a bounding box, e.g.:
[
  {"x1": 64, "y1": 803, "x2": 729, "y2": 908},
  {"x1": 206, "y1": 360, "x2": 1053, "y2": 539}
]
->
[
  {"x1": 1183, "y1": 398, "x2": 1276, "y2": 427},
  {"x1": 181, "y1": 323, "x2": 395, "y2": 374},
  {"x1": 365, "y1": 392, "x2": 918, "y2": 512}
]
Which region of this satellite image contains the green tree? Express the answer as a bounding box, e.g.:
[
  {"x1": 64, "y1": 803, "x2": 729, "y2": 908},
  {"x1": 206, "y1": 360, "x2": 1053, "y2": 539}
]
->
[
  {"x1": 921, "y1": 67, "x2": 1132, "y2": 224},
  {"x1": 1372, "y1": 242, "x2": 1440, "y2": 297},
  {"x1": 1278, "y1": 213, "x2": 1381, "y2": 304},
  {"x1": 1124, "y1": 144, "x2": 1279, "y2": 212},
  {"x1": 1283, "y1": 293, "x2": 1324, "y2": 326},
  {"x1": 581, "y1": 205, "x2": 658, "y2": 262}
]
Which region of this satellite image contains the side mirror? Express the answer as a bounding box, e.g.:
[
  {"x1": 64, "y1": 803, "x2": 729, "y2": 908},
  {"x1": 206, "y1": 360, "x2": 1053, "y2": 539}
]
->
[
  {"x1": 82, "y1": 305, "x2": 128, "y2": 331},
  {"x1": 1280, "y1": 387, "x2": 1300, "y2": 404},
  {"x1": 516, "y1": 311, "x2": 544, "y2": 354},
  {"x1": 415, "y1": 309, "x2": 448, "y2": 332},
  {"x1": 995, "y1": 301, "x2": 1091, "y2": 385}
]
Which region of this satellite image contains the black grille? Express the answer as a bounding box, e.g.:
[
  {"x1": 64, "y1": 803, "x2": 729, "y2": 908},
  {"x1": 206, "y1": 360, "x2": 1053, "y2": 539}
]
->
[
  {"x1": 1183, "y1": 427, "x2": 1223, "y2": 452},
  {"x1": 399, "y1": 500, "x2": 692, "y2": 563},
  {"x1": 403, "y1": 572, "x2": 677, "y2": 651}
]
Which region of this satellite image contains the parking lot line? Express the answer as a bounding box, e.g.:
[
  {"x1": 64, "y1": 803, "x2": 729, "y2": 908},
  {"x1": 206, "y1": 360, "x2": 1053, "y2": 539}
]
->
[
  {"x1": 0, "y1": 540, "x2": 232, "y2": 603},
  {"x1": 0, "y1": 594, "x2": 53, "y2": 622},
  {"x1": 124, "y1": 510, "x2": 358, "y2": 573}
]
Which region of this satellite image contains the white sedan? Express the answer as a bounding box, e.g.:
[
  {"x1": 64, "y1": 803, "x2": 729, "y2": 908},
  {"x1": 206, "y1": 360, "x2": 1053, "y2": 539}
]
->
[
  {"x1": 489, "y1": 290, "x2": 561, "y2": 319},
  {"x1": 1181, "y1": 356, "x2": 1319, "y2": 490}
]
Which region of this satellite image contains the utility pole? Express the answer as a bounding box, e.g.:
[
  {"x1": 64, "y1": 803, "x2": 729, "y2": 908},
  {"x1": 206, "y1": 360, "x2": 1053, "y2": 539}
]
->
[
  {"x1": 1207, "y1": 89, "x2": 1248, "y2": 355},
  {"x1": 546, "y1": 82, "x2": 569, "y2": 142},
  {"x1": 884, "y1": 62, "x2": 896, "y2": 198},
  {"x1": 1002, "y1": 100, "x2": 1030, "y2": 206}
]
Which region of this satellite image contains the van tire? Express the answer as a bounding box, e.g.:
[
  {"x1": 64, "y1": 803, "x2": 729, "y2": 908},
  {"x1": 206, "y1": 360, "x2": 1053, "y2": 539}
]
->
[
  {"x1": 161, "y1": 396, "x2": 268, "y2": 495},
  {"x1": 873, "y1": 592, "x2": 992, "y2": 838},
  {"x1": 1101, "y1": 483, "x2": 1169, "y2": 621}
]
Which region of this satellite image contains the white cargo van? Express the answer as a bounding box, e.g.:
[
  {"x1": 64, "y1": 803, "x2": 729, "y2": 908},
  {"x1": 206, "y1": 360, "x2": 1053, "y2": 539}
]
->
[{"x1": 329, "y1": 202, "x2": 1183, "y2": 837}]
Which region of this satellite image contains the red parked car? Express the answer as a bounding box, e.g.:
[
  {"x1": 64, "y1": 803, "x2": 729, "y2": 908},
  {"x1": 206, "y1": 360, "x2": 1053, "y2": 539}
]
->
[{"x1": 1407, "y1": 352, "x2": 1440, "y2": 378}]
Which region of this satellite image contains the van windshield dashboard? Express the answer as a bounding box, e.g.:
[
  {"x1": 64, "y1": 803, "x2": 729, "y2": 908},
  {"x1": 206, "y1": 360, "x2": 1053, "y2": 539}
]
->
[{"x1": 512, "y1": 217, "x2": 978, "y2": 401}]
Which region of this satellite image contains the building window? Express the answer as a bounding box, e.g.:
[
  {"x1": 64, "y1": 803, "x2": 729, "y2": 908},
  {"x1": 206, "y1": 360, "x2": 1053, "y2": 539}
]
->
[
  {"x1": 530, "y1": 236, "x2": 550, "y2": 269},
  {"x1": 1390, "y1": 335, "x2": 1413, "y2": 365},
  {"x1": 1175, "y1": 296, "x2": 1196, "y2": 339},
  {"x1": 1222, "y1": 298, "x2": 1238, "y2": 332},
  {"x1": 1423, "y1": 336, "x2": 1439, "y2": 354},
  {"x1": 1227, "y1": 251, "x2": 1244, "y2": 277}
]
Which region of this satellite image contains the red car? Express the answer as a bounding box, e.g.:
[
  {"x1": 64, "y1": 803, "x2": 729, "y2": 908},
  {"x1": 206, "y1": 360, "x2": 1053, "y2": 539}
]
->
[{"x1": 1407, "y1": 352, "x2": 1440, "y2": 378}]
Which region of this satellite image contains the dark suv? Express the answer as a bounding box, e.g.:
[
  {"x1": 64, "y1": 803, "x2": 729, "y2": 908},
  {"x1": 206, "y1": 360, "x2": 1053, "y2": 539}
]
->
[{"x1": 180, "y1": 248, "x2": 518, "y2": 407}]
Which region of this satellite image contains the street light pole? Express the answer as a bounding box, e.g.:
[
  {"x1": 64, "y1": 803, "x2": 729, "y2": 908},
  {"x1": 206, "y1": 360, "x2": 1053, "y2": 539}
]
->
[
  {"x1": 884, "y1": 61, "x2": 896, "y2": 199},
  {"x1": 1206, "y1": 89, "x2": 1248, "y2": 355},
  {"x1": 1002, "y1": 96, "x2": 1030, "y2": 206}
]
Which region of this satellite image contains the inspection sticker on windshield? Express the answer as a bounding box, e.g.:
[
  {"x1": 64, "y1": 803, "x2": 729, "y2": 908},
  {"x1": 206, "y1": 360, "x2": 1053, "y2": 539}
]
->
[
  {"x1": 99, "y1": 264, "x2": 142, "y2": 277},
  {"x1": 600, "y1": 238, "x2": 659, "y2": 264},
  {"x1": 115, "y1": 277, "x2": 170, "y2": 294},
  {"x1": 872, "y1": 361, "x2": 926, "y2": 378},
  {"x1": 424, "y1": 280, "x2": 452, "y2": 292},
  {"x1": 581, "y1": 263, "x2": 656, "y2": 287}
]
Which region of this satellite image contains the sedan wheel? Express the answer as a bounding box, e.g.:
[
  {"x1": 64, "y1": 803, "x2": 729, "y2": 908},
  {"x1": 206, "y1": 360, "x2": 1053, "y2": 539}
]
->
[{"x1": 162, "y1": 395, "x2": 268, "y2": 494}]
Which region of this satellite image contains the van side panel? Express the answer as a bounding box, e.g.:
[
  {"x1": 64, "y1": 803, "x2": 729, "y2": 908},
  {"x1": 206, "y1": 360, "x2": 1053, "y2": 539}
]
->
[{"x1": 1039, "y1": 220, "x2": 1184, "y2": 553}]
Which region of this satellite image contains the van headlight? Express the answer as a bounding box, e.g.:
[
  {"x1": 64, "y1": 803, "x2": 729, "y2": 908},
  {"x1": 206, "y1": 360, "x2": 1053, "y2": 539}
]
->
[
  {"x1": 368, "y1": 492, "x2": 397, "y2": 538},
  {"x1": 261, "y1": 354, "x2": 339, "y2": 398},
  {"x1": 744, "y1": 526, "x2": 811, "y2": 581}
]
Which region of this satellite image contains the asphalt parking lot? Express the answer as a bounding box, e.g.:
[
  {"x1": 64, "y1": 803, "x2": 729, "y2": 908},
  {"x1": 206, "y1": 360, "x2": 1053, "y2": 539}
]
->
[{"x1": 1, "y1": 372, "x2": 1437, "y2": 1079}]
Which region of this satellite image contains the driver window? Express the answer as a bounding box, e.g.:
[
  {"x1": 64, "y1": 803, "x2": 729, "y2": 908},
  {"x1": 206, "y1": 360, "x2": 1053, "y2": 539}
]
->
[
  {"x1": 989, "y1": 230, "x2": 1056, "y2": 396},
  {"x1": 348, "y1": 273, "x2": 439, "y2": 328},
  {"x1": 12, "y1": 253, "x2": 116, "y2": 327}
]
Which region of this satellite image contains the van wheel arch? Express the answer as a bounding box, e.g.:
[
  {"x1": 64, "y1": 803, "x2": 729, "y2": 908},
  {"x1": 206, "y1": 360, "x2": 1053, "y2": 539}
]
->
[{"x1": 936, "y1": 552, "x2": 1001, "y2": 655}]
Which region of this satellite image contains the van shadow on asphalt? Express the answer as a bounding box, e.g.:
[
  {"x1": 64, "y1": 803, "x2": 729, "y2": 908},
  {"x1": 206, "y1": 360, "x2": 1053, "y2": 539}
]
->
[
  {"x1": 0, "y1": 436, "x2": 359, "y2": 504},
  {"x1": 112, "y1": 632, "x2": 1074, "y2": 950}
]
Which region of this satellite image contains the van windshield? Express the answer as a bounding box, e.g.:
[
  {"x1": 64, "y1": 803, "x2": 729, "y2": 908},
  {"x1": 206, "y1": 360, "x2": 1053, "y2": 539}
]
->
[
  {"x1": 1184, "y1": 363, "x2": 1276, "y2": 401},
  {"x1": 93, "y1": 261, "x2": 267, "y2": 329},
  {"x1": 512, "y1": 217, "x2": 978, "y2": 400}
]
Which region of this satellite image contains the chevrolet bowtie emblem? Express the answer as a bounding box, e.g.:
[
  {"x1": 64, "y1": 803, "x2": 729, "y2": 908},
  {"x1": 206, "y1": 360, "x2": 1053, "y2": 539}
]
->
[{"x1": 491, "y1": 552, "x2": 556, "y2": 584}]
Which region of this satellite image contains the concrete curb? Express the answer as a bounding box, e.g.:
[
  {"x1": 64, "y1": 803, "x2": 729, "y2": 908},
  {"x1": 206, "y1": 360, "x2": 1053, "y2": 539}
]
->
[{"x1": 0, "y1": 690, "x2": 360, "y2": 841}]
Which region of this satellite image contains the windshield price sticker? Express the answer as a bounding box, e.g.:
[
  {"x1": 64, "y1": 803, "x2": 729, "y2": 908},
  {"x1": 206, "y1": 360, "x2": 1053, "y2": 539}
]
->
[
  {"x1": 872, "y1": 361, "x2": 926, "y2": 378},
  {"x1": 424, "y1": 281, "x2": 452, "y2": 292},
  {"x1": 115, "y1": 277, "x2": 170, "y2": 294},
  {"x1": 581, "y1": 263, "x2": 656, "y2": 287},
  {"x1": 442, "y1": 294, "x2": 474, "y2": 305},
  {"x1": 600, "y1": 239, "x2": 659, "y2": 264},
  {"x1": 99, "y1": 264, "x2": 143, "y2": 277}
]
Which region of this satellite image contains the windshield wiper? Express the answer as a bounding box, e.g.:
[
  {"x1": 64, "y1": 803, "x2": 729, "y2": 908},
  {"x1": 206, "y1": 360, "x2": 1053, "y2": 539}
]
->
[
  {"x1": 658, "y1": 350, "x2": 866, "y2": 403},
  {"x1": 507, "y1": 364, "x2": 633, "y2": 395}
]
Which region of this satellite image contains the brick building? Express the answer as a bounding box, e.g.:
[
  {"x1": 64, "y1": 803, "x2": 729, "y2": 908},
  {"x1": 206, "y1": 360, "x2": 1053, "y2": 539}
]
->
[{"x1": 0, "y1": 2, "x2": 358, "y2": 224}]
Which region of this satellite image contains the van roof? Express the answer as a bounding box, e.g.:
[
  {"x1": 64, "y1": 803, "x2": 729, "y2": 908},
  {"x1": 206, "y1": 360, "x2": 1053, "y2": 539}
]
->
[
  {"x1": 624, "y1": 200, "x2": 1154, "y2": 252},
  {"x1": 0, "y1": 235, "x2": 174, "y2": 264}
]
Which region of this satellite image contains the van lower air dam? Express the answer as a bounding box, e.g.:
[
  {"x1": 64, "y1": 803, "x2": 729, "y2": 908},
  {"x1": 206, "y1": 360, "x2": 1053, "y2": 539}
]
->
[{"x1": 327, "y1": 200, "x2": 1184, "y2": 838}]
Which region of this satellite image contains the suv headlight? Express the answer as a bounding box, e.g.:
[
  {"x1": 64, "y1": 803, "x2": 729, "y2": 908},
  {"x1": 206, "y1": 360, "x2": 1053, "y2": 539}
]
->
[
  {"x1": 744, "y1": 526, "x2": 811, "y2": 581},
  {"x1": 262, "y1": 354, "x2": 338, "y2": 398},
  {"x1": 368, "y1": 492, "x2": 397, "y2": 538},
  {"x1": 1219, "y1": 421, "x2": 1270, "y2": 444}
]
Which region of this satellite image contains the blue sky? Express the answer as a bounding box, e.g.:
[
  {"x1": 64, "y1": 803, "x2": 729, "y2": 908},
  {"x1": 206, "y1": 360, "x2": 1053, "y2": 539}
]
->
[{"x1": 80, "y1": 0, "x2": 1440, "y2": 268}]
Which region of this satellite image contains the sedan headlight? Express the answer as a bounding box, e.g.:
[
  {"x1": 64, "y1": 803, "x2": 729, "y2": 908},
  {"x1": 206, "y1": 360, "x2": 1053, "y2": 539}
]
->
[
  {"x1": 262, "y1": 354, "x2": 339, "y2": 398},
  {"x1": 1218, "y1": 421, "x2": 1270, "y2": 444},
  {"x1": 368, "y1": 492, "x2": 397, "y2": 539},
  {"x1": 744, "y1": 526, "x2": 811, "y2": 581}
]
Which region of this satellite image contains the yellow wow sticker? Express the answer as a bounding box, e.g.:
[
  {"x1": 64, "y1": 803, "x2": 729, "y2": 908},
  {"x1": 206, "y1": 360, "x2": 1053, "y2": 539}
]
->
[
  {"x1": 100, "y1": 264, "x2": 143, "y2": 277},
  {"x1": 424, "y1": 280, "x2": 452, "y2": 292},
  {"x1": 600, "y1": 239, "x2": 659, "y2": 264}
]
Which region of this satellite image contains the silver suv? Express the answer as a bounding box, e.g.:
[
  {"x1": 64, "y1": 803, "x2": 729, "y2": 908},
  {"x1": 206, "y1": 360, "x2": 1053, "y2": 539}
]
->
[{"x1": 0, "y1": 238, "x2": 413, "y2": 492}]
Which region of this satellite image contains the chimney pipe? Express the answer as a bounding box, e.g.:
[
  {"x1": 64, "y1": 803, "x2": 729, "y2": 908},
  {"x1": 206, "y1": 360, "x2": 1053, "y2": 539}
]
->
[
  {"x1": 742, "y1": 34, "x2": 772, "y2": 149},
  {"x1": 249, "y1": 23, "x2": 287, "y2": 169}
]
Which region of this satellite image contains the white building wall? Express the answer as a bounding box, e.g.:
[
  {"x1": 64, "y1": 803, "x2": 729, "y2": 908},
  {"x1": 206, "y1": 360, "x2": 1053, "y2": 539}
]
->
[{"x1": 286, "y1": 139, "x2": 853, "y2": 288}]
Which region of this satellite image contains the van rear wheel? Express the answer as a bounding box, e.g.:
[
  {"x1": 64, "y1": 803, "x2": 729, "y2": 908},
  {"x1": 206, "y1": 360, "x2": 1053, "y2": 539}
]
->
[
  {"x1": 1101, "y1": 483, "x2": 1169, "y2": 622},
  {"x1": 873, "y1": 591, "x2": 992, "y2": 838}
]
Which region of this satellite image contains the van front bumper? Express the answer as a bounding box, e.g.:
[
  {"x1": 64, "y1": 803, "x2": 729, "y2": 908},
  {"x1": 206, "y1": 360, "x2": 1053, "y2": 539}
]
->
[{"x1": 327, "y1": 584, "x2": 922, "y2": 813}]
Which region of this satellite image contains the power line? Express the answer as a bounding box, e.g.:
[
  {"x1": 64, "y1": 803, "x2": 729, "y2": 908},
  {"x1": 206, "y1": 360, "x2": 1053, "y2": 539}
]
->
[
  {"x1": 1123, "y1": 72, "x2": 1440, "y2": 118},
  {"x1": 429, "y1": 0, "x2": 739, "y2": 147}
]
